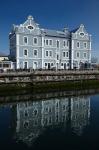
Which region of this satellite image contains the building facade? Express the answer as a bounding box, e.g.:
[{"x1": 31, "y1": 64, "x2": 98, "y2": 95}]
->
[
  {"x1": 0, "y1": 52, "x2": 15, "y2": 71},
  {"x1": 9, "y1": 15, "x2": 91, "y2": 69}
]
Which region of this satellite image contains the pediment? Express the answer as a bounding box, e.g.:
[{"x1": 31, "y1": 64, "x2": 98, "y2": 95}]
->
[
  {"x1": 22, "y1": 15, "x2": 39, "y2": 30},
  {"x1": 76, "y1": 24, "x2": 88, "y2": 35}
]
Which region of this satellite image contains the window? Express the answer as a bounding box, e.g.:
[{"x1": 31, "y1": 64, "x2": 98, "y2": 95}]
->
[
  {"x1": 57, "y1": 54, "x2": 59, "y2": 60},
  {"x1": 28, "y1": 25, "x2": 34, "y2": 30},
  {"x1": 45, "y1": 39, "x2": 53, "y2": 46},
  {"x1": 67, "y1": 40, "x2": 69, "y2": 47},
  {"x1": 84, "y1": 42, "x2": 87, "y2": 48},
  {"x1": 80, "y1": 32, "x2": 84, "y2": 36},
  {"x1": 44, "y1": 40, "x2": 45, "y2": 44},
  {"x1": 46, "y1": 40, "x2": 48, "y2": 45},
  {"x1": 49, "y1": 51, "x2": 52, "y2": 57},
  {"x1": 24, "y1": 62, "x2": 28, "y2": 69},
  {"x1": 24, "y1": 37, "x2": 28, "y2": 44},
  {"x1": 61, "y1": 63, "x2": 63, "y2": 66},
  {"x1": 51, "y1": 63, "x2": 53, "y2": 66},
  {"x1": 77, "y1": 42, "x2": 80, "y2": 48},
  {"x1": 34, "y1": 49, "x2": 38, "y2": 56},
  {"x1": 84, "y1": 53, "x2": 87, "y2": 58},
  {"x1": 66, "y1": 52, "x2": 69, "y2": 57},
  {"x1": 45, "y1": 50, "x2": 52, "y2": 57},
  {"x1": 33, "y1": 62, "x2": 38, "y2": 69},
  {"x1": 63, "y1": 40, "x2": 66, "y2": 47},
  {"x1": 56, "y1": 40, "x2": 60, "y2": 48},
  {"x1": 45, "y1": 63, "x2": 47, "y2": 67},
  {"x1": 49, "y1": 40, "x2": 52, "y2": 46},
  {"x1": 3, "y1": 64, "x2": 10, "y2": 68},
  {"x1": 63, "y1": 52, "x2": 68, "y2": 57},
  {"x1": 34, "y1": 62, "x2": 37, "y2": 65},
  {"x1": 46, "y1": 51, "x2": 48, "y2": 56},
  {"x1": 63, "y1": 52, "x2": 65, "y2": 57},
  {"x1": 33, "y1": 38, "x2": 38, "y2": 44},
  {"x1": 24, "y1": 49, "x2": 28, "y2": 56},
  {"x1": 63, "y1": 40, "x2": 69, "y2": 47},
  {"x1": 76, "y1": 52, "x2": 80, "y2": 58}
]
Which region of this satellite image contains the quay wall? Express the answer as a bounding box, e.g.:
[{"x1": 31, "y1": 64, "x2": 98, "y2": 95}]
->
[
  {"x1": 0, "y1": 70, "x2": 99, "y2": 83},
  {"x1": 0, "y1": 70, "x2": 99, "y2": 94}
]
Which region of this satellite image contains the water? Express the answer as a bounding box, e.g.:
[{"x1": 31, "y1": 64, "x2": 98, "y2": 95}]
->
[{"x1": 0, "y1": 94, "x2": 99, "y2": 150}]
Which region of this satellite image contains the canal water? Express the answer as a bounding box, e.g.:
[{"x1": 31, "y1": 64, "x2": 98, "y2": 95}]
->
[{"x1": 0, "y1": 93, "x2": 99, "y2": 150}]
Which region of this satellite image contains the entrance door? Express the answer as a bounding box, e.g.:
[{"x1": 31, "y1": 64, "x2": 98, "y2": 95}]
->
[
  {"x1": 64, "y1": 63, "x2": 66, "y2": 69},
  {"x1": 24, "y1": 62, "x2": 28, "y2": 69},
  {"x1": 33, "y1": 62, "x2": 37, "y2": 70},
  {"x1": 48, "y1": 63, "x2": 50, "y2": 69}
]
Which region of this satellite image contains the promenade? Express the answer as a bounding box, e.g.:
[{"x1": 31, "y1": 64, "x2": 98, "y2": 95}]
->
[{"x1": 0, "y1": 69, "x2": 99, "y2": 83}]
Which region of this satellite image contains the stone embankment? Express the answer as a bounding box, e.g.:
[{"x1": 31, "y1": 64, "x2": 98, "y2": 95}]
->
[
  {"x1": 0, "y1": 70, "x2": 99, "y2": 93},
  {"x1": 0, "y1": 70, "x2": 99, "y2": 83}
]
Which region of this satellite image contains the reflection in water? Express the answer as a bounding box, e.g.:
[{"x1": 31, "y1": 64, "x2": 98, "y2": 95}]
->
[
  {"x1": 71, "y1": 97, "x2": 90, "y2": 135},
  {"x1": 15, "y1": 96, "x2": 90, "y2": 146}
]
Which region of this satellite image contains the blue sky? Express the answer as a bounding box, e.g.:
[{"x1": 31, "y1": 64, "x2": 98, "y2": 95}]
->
[{"x1": 0, "y1": 0, "x2": 99, "y2": 57}]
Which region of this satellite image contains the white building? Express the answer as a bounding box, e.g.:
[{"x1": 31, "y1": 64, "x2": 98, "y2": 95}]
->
[{"x1": 9, "y1": 15, "x2": 91, "y2": 70}]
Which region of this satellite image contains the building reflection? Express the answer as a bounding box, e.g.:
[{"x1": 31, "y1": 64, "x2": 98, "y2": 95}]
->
[
  {"x1": 15, "y1": 96, "x2": 90, "y2": 146},
  {"x1": 71, "y1": 96, "x2": 90, "y2": 135}
]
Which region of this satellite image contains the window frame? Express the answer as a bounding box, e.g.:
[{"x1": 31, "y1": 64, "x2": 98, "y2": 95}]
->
[
  {"x1": 23, "y1": 36, "x2": 28, "y2": 44},
  {"x1": 23, "y1": 61, "x2": 28, "y2": 69},
  {"x1": 77, "y1": 41, "x2": 80, "y2": 48},
  {"x1": 56, "y1": 40, "x2": 60, "y2": 48},
  {"x1": 76, "y1": 52, "x2": 80, "y2": 58},
  {"x1": 84, "y1": 42, "x2": 87, "y2": 49},
  {"x1": 49, "y1": 39, "x2": 53, "y2": 46},
  {"x1": 45, "y1": 39, "x2": 53, "y2": 46},
  {"x1": 33, "y1": 61, "x2": 38, "y2": 69},
  {"x1": 66, "y1": 51, "x2": 69, "y2": 58},
  {"x1": 33, "y1": 37, "x2": 38, "y2": 45},
  {"x1": 45, "y1": 51, "x2": 49, "y2": 57},
  {"x1": 24, "y1": 49, "x2": 28, "y2": 57},
  {"x1": 83, "y1": 52, "x2": 87, "y2": 58},
  {"x1": 33, "y1": 49, "x2": 38, "y2": 57},
  {"x1": 49, "y1": 50, "x2": 53, "y2": 57},
  {"x1": 63, "y1": 40, "x2": 69, "y2": 48},
  {"x1": 63, "y1": 52, "x2": 66, "y2": 57}
]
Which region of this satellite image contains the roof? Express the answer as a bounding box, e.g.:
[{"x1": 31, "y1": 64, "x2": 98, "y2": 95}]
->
[
  {"x1": 41, "y1": 29, "x2": 70, "y2": 38},
  {"x1": 70, "y1": 28, "x2": 79, "y2": 33},
  {"x1": 0, "y1": 52, "x2": 8, "y2": 57}
]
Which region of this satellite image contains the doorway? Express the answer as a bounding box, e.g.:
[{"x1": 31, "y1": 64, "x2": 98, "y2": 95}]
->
[
  {"x1": 48, "y1": 63, "x2": 51, "y2": 69},
  {"x1": 64, "y1": 63, "x2": 66, "y2": 69},
  {"x1": 33, "y1": 62, "x2": 37, "y2": 70}
]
